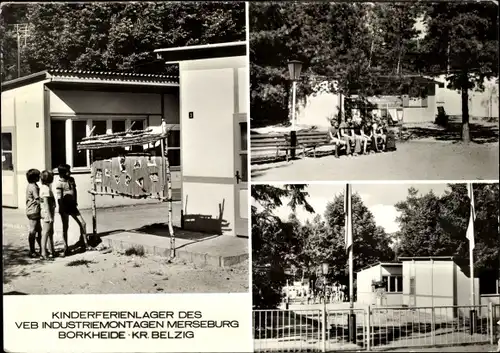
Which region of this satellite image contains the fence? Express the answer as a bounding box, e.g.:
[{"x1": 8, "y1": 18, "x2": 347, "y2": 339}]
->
[{"x1": 253, "y1": 303, "x2": 499, "y2": 352}]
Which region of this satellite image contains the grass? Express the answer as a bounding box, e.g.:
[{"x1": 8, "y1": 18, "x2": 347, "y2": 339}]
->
[
  {"x1": 124, "y1": 245, "x2": 145, "y2": 257},
  {"x1": 66, "y1": 259, "x2": 95, "y2": 267}
]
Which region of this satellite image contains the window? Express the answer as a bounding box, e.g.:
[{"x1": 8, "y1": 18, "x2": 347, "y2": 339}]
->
[
  {"x1": 409, "y1": 277, "x2": 416, "y2": 295},
  {"x1": 1, "y1": 132, "x2": 13, "y2": 171},
  {"x1": 73, "y1": 121, "x2": 88, "y2": 167},
  {"x1": 382, "y1": 275, "x2": 403, "y2": 293},
  {"x1": 153, "y1": 124, "x2": 180, "y2": 168},
  {"x1": 240, "y1": 122, "x2": 248, "y2": 182},
  {"x1": 51, "y1": 117, "x2": 149, "y2": 169},
  {"x1": 51, "y1": 120, "x2": 66, "y2": 169},
  {"x1": 130, "y1": 120, "x2": 145, "y2": 153}
]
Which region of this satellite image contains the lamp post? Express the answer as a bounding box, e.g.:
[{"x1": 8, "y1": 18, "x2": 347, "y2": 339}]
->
[
  {"x1": 288, "y1": 60, "x2": 302, "y2": 159},
  {"x1": 321, "y1": 262, "x2": 329, "y2": 352}
]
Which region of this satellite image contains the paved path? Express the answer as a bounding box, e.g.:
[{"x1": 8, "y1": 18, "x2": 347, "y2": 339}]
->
[{"x1": 252, "y1": 141, "x2": 499, "y2": 181}]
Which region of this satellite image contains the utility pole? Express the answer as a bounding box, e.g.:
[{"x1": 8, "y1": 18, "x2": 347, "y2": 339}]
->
[{"x1": 13, "y1": 23, "x2": 29, "y2": 78}]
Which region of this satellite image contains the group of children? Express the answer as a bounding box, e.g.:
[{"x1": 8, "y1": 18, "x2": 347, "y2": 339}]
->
[
  {"x1": 328, "y1": 114, "x2": 391, "y2": 157},
  {"x1": 25, "y1": 164, "x2": 92, "y2": 260}
]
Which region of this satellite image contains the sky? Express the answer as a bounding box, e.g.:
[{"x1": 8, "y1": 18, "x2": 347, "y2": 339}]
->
[{"x1": 269, "y1": 183, "x2": 453, "y2": 234}]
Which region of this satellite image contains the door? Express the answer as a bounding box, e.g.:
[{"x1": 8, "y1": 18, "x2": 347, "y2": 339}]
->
[
  {"x1": 2, "y1": 128, "x2": 18, "y2": 207},
  {"x1": 235, "y1": 114, "x2": 248, "y2": 237}
]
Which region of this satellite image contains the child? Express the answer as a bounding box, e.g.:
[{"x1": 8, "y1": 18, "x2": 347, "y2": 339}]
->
[
  {"x1": 39, "y1": 170, "x2": 56, "y2": 259},
  {"x1": 55, "y1": 164, "x2": 89, "y2": 255},
  {"x1": 25, "y1": 169, "x2": 42, "y2": 257}
]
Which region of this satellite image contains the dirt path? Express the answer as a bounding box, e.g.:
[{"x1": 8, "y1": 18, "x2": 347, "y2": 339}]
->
[{"x1": 3, "y1": 226, "x2": 249, "y2": 294}]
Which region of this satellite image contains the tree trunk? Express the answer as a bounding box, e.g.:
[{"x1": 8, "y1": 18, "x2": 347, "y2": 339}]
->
[{"x1": 461, "y1": 85, "x2": 471, "y2": 143}]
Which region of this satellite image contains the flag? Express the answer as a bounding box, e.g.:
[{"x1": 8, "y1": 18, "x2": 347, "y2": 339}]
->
[
  {"x1": 345, "y1": 184, "x2": 353, "y2": 252},
  {"x1": 466, "y1": 183, "x2": 475, "y2": 250}
]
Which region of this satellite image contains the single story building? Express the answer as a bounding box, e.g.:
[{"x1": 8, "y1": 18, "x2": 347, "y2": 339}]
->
[
  {"x1": 154, "y1": 41, "x2": 248, "y2": 237},
  {"x1": 356, "y1": 257, "x2": 480, "y2": 310},
  {"x1": 2, "y1": 41, "x2": 248, "y2": 237},
  {"x1": 1, "y1": 69, "x2": 180, "y2": 210}
]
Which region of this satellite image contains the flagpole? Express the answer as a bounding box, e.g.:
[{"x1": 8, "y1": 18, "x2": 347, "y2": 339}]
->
[
  {"x1": 346, "y1": 183, "x2": 355, "y2": 343},
  {"x1": 467, "y1": 183, "x2": 475, "y2": 307}
]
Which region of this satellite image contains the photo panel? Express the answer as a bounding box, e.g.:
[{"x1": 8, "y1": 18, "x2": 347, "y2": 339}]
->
[
  {"x1": 249, "y1": 1, "x2": 499, "y2": 182},
  {"x1": 2, "y1": 2, "x2": 252, "y2": 352},
  {"x1": 251, "y1": 181, "x2": 500, "y2": 352}
]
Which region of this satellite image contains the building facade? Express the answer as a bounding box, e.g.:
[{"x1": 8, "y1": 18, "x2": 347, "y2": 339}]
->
[{"x1": 1, "y1": 70, "x2": 180, "y2": 210}]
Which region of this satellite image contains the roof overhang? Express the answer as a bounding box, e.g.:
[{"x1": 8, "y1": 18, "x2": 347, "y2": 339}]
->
[
  {"x1": 2, "y1": 69, "x2": 179, "y2": 93},
  {"x1": 154, "y1": 41, "x2": 247, "y2": 63},
  {"x1": 357, "y1": 261, "x2": 402, "y2": 273},
  {"x1": 398, "y1": 256, "x2": 455, "y2": 262}
]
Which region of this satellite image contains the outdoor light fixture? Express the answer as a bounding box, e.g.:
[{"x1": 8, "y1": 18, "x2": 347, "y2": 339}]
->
[
  {"x1": 322, "y1": 262, "x2": 329, "y2": 276},
  {"x1": 396, "y1": 108, "x2": 404, "y2": 122},
  {"x1": 287, "y1": 60, "x2": 303, "y2": 81},
  {"x1": 287, "y1": 60, "x2": 303, "y2": 158}
]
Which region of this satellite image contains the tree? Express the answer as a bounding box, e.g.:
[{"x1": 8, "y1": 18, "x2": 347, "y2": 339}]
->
[
  {"x1": 418, "y1": 2, "x2": 499, "y2": 142},
  {"x1": 251, "y1": 184, "x2": 314, "y2": 308},
  {"x1": 308, "y1": 192, "x2": 394, "y2": 286},
  {"x1": 395, "y1": 184, "x2": 499, "y2": 279},
  {"x1": 1, "y1": 2, "x2": 245, "y2": 80}
]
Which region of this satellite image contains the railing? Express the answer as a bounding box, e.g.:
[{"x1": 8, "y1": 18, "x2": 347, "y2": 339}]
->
[{"x1": 253, "y1": 303, "x2": 497, "y2": 352}]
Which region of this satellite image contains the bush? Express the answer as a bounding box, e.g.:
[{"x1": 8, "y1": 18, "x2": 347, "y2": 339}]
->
[{"x1": 435, "y1": 106, "x2": 449, "y2": 127}]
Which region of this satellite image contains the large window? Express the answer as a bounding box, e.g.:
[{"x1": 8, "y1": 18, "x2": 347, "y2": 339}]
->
[
  {"x1": 381, "y1": 275, "x2": 403, "y2": 293},
  {"x1": 1, "y1": 132, "x2": 13, "y2": 171},
  {"x1": 50, "y1": 117, "x2": 184, "y2": 169}
]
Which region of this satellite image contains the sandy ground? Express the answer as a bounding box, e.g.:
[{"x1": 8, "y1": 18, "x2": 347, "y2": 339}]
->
[
  {"x1": 252, "y1": 140, "x2": 499, "y2": 181},
  {"x1": 3, "y1": 226, "x2": 249, "y2": 294}
]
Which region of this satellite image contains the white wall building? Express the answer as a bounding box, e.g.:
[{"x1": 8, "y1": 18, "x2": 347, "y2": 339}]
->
[{"x1": 1, "y1": 70, "x2": 180, "y2": 210}]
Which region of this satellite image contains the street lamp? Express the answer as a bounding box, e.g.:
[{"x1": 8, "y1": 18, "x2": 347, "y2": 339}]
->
[{"x1": 287, "y1": 60, "x2": 302, "y2": 159}]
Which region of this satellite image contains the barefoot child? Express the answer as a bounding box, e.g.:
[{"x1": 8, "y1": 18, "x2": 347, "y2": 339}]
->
[
  {"x1": 55, "y1": 164, "x2": 90, "y2": 255},
  {"x1": 25, "y1": 169, "x2": 42, "y2": 257},
  {"x1": 40, "y1": 170, "x2": 56, "y2": 259}
]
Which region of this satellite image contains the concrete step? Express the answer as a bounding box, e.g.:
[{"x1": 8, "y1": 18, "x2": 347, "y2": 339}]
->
[{"x1": 100, "y1": 231, "x2": 248, "y2": 268}]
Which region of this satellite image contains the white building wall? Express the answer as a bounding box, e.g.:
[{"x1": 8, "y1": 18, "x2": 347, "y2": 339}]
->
[
  {"x1": 1, "y1": 81, "x2": 48, "y2": 208},
  {"x1": 2, "y1": 85, "x2": 181, "y2": 211},
  {"x1": 357, "y1": 265, "x2": 381, "y2": 305},
  {"x1": 436, "y1": 76, "x2": 499, "y2": 118},
  {"x1": 180, "y1": 56, "x2": 246, "y2": 236}
]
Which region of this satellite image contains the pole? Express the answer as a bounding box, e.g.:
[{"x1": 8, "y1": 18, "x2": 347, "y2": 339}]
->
[
  {"x1": 290, "y1": 80, "x2": 297, "y2": 159},
  {"x1": 90, "y1": 150, "x2": 97, "y2": 237},
  {"x1": 346, "y1": 183, "x2": 355, "y2": 343},
  {"x1": 322, "y1": 277, "x2": 327, "y2": 352},
  {"x1": 16, "y1": 24, "x2": 21, "y2": 78}
]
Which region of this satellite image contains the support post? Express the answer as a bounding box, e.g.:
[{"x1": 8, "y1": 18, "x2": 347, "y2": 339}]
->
[
  {"x1": 290, "y1": 80, "x2": 297, "y2": 159},
  {"x1": 90, "y1": 150, "x2": 97, "y2": 237},
  {"x1": 431, "y1": 306, "x2": 436, "y2": 345},
  {"x1": 470, "y1": 309, "x2": 477, "y2": 335},
  {"x1": 162, "y1": 136, "x2": 175, "y2": 258},
  {"x1": 366, "y1": 305, "x2": 371, "y2": 351},
  {"x1": 489, "y1": 302, "x2": 494, "y2": 345},
  {"x1": 322, "y1": 299, "x2": 327, "y2": 352}
]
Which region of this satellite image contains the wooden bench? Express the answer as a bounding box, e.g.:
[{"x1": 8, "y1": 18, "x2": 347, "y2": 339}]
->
[
  {"x1": 281, "y1": 130, "x2": 341, "y2": 161},
  {"x1": 250, "y1": 132, "x2": 288, "y2": 163}
]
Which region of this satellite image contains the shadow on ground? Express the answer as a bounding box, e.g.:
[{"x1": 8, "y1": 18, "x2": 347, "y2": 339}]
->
[
  {"x1": 3, "y1": 243, "x2": 41, "y2": 284},
  {"x1": 404, "y1": 117, "x2": 499, "y2": 144},
  {"x1": 133, "y1": 223, "x2": 218, "y2": 242}
]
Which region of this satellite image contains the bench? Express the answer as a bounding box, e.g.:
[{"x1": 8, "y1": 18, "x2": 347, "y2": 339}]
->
[
  {"x1": 250, "y1": 132, "x2": 288, "y2": 163},
  {"x1": 281, "y1": 130, "x2": 341, "y2": 161}
]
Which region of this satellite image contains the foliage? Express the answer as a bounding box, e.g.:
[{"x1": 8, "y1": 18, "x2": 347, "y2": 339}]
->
[
  {"x1": 316, "y1": 193, "x2": 394, "y2": 285},
  {"x1": 249, "y1": 2, "x2": 426, "y2": 127},
  {"x1": 418, "y1": 2, "x2": 499, "y2": 142},
  {"x1": 1, "y1": 2, "x2": 245, "y2": 81},
  {"x1": 252, "y1": 184, "x2": 314, "y2": 309},
  {"x1": 395, "y1": 183, "x2": 499, "y2": 276}
]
